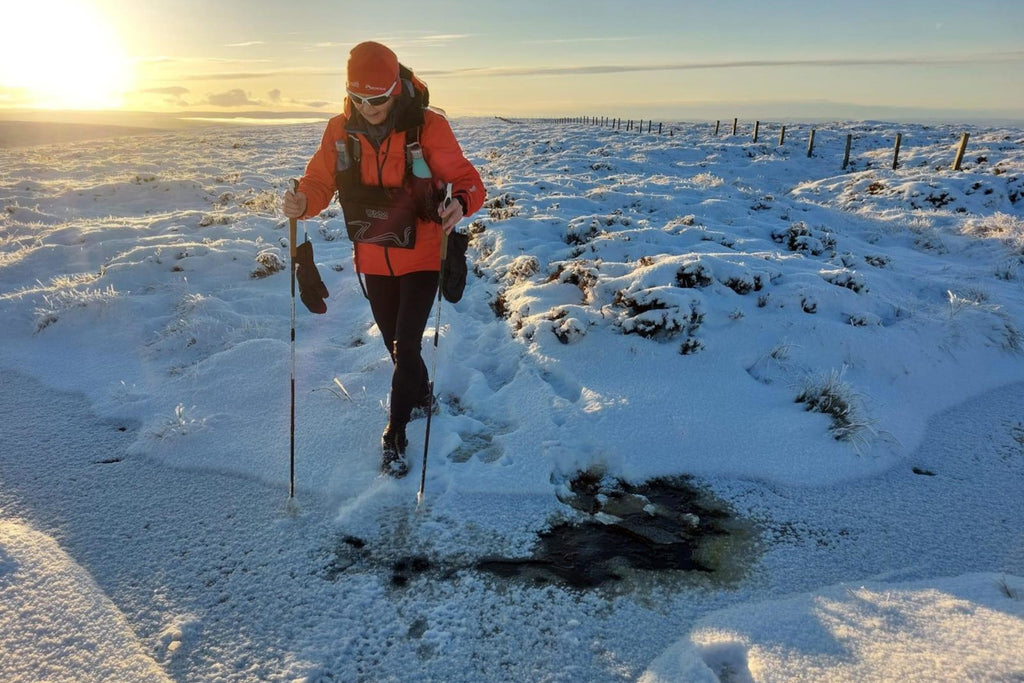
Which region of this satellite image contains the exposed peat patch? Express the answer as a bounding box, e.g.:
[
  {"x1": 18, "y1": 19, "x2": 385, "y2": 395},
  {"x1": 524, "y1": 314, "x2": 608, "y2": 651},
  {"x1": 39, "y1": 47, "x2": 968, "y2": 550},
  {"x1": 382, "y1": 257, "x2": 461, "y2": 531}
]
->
[{"x1": 476, "y1": 470, "x2": 753, "y2": 589}]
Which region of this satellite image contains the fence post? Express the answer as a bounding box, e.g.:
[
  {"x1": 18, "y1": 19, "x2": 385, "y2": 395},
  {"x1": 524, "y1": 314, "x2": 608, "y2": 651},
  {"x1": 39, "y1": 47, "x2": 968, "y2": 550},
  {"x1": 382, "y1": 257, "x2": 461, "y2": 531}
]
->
[
  {"x1": 779, "y1": 125, "x2": 786, "y2": 145},
  {"x1": 952, "y1": 132, "x2": 970, "y2": 170},
  {"x1": 891, "y1": 133, "x2": 902, "y2": 170},
  {"x1": 658, "y1": 122, "x2": 662, "y2": 135},
  {"x1": 807, "y1": 129, "x2": 816, "y2": 158},
  {"x1": 732, "y1": 117, "x2": 738, "y2": 135},
  {"x1": 842, "y1": 134, "x2": 852, "y2": 170},
  {"x1": 715, "y1": 120, "x2": 720, "y2": 136},
  {"x1": 753, "y1": 120, "x2": 760, "y2": 143}
]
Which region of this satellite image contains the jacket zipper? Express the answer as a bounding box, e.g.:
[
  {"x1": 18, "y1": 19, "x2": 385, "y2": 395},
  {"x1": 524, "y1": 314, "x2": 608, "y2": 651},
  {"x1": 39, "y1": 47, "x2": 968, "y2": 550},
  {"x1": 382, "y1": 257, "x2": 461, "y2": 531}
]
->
[{"x1": 374, "y1": 138, "x2": 396, "y2": 276}]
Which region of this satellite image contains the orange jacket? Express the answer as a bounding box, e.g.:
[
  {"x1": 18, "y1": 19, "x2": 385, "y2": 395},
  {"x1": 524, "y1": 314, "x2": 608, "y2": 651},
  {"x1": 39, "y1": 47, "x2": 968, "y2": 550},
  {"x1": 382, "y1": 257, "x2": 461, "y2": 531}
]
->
[{"x1": 298, "y1": 106, "x2": 484, "y2": 277}]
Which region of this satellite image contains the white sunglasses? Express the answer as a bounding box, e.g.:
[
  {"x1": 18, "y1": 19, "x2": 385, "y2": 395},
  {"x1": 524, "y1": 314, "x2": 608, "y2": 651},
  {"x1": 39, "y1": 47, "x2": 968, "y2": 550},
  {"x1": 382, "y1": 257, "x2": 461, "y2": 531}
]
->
[{"x1": 347, "y1": 80, "x2": 398, "y2": 107}]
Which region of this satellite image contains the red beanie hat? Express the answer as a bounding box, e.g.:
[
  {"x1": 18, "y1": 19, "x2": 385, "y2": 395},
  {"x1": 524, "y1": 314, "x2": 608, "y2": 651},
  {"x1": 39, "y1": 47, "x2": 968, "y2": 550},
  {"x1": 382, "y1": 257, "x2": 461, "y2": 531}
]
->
[{"x1": 346, "y1": 42, "x2": 400, "y2": 96}]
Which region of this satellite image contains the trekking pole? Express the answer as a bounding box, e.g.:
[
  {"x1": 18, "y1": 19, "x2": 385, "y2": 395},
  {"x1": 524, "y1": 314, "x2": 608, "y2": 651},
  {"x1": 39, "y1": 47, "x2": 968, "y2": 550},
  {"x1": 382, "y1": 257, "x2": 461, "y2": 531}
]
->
[
  {"x1": 288, "y1": 179, "x2": 298, "y2": 500},
  {"x1": 418, "y1": 185, "x2": 453, "y2": 506},
  {"x1": 418, "y1": 230, "x2": 447, "y2": 506}
]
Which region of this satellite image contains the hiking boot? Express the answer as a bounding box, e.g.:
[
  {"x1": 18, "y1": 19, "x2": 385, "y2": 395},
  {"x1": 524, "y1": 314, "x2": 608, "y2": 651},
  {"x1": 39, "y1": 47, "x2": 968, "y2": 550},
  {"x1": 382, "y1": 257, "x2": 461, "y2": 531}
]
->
[{"x1": 381, "y1": 423, "x2": 409, "y2": 478}]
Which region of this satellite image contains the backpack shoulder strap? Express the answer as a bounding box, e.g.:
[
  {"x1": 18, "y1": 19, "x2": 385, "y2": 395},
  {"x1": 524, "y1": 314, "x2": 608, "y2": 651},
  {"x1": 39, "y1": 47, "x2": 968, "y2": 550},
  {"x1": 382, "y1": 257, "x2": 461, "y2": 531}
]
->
[
  {"x1": 347, "y1": 134, "x2": 361, "y2": 164},
  {"x1": 399, "y1": 63, "x2": 429, "y2": 108}
]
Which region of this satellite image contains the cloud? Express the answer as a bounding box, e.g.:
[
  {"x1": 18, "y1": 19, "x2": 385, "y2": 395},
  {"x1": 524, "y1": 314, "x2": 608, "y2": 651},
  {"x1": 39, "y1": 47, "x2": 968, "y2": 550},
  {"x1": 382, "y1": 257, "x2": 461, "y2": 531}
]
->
[
  {"x1": 143, "y1": 56, "x2": 275, "y2": 69},
  {"x1": 522, "y1": 36, "x2": 641, "y2": 45},
  {"x1": 403, "y1": 35, "x2": 468, "y2": 49},
  {"x1": 360, "y1": 32, "x2": 473, "y2": 51},
  {"x1": 422, "y1": 51, "x2": 1024, "y2": 78},
  {"x1": 141, "y1": 87, "x2": 190, "y2": 96},
  {"x1": 267, "y1": 89, "x2": 282, "y2": 103},
  {"x1": 180, "y1": 67, "x2": 338, "y2": 81},
  {"x1": 136, "y1": 86, "x2": 190, "y2": 107},
  {"x1": 207, "y1": 89, "x2": 260, "y2": 107},
  {"x1": 415, "y1": 34, "x2": 472, "y2": 43},
  {"x1": 0, "y1": 86, "x2": 31, "y2": 103},
  {"x1": 225, "y1": 41, "x2": 265, "y2": 48}
]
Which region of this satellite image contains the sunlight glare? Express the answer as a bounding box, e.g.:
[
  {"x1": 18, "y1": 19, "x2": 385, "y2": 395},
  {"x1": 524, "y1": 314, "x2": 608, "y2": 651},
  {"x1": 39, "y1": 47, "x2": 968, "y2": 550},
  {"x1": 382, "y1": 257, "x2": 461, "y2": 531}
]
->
[{"x1": 0, "y1": 1, "x2": 134, "y2": 109}]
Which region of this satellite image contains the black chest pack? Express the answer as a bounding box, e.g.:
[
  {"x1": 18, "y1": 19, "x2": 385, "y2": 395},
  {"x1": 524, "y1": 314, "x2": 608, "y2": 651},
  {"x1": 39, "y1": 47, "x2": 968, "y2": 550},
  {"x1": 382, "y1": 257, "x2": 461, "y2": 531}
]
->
[{"x1": 334, "y1": 67, "x2": 441, "y2": 249}]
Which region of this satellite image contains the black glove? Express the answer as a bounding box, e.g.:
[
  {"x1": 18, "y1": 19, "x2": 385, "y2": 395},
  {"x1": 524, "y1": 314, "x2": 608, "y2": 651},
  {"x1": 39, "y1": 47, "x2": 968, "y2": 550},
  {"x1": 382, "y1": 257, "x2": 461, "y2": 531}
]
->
[
  {"x1": 441, "y1": 231, "x2": 469, "y2": 303},
  {"x1": 294, "y1": 239, "x2": 329, "y2": 314}
]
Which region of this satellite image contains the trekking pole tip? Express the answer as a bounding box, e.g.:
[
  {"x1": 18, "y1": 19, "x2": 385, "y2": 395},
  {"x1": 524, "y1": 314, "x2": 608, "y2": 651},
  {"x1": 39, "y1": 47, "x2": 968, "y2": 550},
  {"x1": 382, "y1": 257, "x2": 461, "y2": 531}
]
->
[{"x1": 285, "y1": 495, "x2": 300, "y2": 517}]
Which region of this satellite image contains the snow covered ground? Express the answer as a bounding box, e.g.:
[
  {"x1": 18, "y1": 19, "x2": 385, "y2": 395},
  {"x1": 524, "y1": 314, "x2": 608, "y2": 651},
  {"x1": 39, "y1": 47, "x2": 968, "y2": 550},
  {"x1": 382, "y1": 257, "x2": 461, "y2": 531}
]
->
[{"x1": 1, "y1": 117, "x2": 1023, "y2": 681}]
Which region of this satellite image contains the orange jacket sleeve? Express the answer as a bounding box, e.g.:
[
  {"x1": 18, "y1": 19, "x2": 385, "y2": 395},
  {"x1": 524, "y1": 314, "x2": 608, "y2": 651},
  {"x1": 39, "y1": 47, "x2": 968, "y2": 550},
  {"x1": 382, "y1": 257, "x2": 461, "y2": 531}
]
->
[
  {"x1": 297, "y1": 115, "x2": 346, "y2": 219},
  {"x1": 420, "y1": 110, "x2": 485, "y2": 218}
]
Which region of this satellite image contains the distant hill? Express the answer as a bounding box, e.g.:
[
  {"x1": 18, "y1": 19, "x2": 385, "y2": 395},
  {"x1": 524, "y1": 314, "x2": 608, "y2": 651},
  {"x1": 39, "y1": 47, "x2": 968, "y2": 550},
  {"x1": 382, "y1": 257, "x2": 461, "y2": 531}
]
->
[
  {"x1": 0, "y1": 121, "x2": 166, "y2": 148},
  {"x1": 0, "y1": 110, "x2": 333, "y2": 148}
]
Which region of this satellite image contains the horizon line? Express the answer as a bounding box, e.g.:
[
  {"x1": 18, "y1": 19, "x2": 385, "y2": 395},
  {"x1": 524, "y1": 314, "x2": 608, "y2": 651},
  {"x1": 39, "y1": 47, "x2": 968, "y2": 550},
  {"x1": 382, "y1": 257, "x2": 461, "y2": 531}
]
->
[{"x1": 2, "y1": 108, "x2": 1023, "y2": 130}]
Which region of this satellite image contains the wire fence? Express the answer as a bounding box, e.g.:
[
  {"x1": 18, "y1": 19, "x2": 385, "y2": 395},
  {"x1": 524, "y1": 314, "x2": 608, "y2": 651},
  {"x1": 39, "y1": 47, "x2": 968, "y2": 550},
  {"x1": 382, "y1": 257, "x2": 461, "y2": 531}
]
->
[{"x1": 522, "y1": 116, "x2": 976, "y2": 172}]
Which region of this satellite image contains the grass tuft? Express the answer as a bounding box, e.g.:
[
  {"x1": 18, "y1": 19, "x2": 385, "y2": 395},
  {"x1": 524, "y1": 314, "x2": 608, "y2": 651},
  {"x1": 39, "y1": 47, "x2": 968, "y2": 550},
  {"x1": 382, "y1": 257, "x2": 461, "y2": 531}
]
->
[
  {"x1": 997, "y1": 575, "x2": 1020, "y2": 600},
  {"x1": 795, "y1": 368, "x2": 877, "y2": 449}
]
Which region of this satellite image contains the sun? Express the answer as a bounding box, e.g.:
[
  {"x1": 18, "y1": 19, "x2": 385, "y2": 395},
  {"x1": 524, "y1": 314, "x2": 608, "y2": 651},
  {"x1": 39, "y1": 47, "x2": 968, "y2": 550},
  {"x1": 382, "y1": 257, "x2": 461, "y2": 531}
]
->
[{"x1": 0, "y1": 0, "x2": 134, "y2": 110}]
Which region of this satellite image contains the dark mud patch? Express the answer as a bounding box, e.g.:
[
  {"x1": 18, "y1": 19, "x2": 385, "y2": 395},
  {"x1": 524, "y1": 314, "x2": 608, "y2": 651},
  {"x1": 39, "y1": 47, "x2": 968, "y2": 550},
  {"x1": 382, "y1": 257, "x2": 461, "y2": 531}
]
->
[
  {"x1": 476, "y1": 471, "x2": 753, "y2": 589},
  {"x1": 390, "y1": 555, "x2": 431, "y2": 587},
  {"x1": 318, "y1": 537, "x2": 451, "y2": 588},
  {"x1": 318, "y1": 472, "x2": 753, "y2": 591}
]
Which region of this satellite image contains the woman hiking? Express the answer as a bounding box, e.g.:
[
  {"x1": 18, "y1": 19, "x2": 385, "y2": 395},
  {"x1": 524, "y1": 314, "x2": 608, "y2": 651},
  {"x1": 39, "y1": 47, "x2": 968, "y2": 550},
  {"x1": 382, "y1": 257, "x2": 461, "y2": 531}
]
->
[{"x1": 282, "y1": 41, "x2": 484, "y2": 477}]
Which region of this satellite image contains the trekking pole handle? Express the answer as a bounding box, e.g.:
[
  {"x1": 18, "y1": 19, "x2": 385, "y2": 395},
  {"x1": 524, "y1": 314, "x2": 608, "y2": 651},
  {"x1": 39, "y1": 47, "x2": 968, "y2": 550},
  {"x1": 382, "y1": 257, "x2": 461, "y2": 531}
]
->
[
  {"x1": 288, "y1": 179, "x2": 299, "y2": 259},
  {"x1": 440, "y1": 183, "x2": 452, "y2": 260}
]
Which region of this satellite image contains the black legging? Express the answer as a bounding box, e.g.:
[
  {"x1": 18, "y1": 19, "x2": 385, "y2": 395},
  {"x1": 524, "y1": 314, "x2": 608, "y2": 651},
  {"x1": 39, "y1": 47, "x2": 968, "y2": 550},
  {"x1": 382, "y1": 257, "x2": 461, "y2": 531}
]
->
[{"x1": 363, "y1": 270, "x2": 439, "y2": 428}]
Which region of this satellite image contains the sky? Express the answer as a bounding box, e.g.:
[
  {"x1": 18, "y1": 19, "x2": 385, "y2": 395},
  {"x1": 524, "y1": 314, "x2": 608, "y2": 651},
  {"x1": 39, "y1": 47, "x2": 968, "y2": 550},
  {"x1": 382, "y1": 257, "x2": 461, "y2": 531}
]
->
[{"x1": 1, "y1": 0, "x2": 1023, "y2": 123}]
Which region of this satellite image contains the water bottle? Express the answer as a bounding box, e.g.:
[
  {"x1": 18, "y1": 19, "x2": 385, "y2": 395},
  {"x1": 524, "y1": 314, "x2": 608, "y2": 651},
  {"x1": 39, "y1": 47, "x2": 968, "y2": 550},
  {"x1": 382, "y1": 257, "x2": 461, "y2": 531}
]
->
[
  {"x1": 408, "y1": 142, "x2": 431, "y2": 178},
  {"x1": 335, "y1": 140, "x2": 350, "y2": 171}
]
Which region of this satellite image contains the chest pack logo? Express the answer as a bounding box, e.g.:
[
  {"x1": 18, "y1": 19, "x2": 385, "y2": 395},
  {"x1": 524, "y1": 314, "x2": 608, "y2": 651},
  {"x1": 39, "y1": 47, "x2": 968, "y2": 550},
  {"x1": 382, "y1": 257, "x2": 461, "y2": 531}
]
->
[
  {"x1": 346, "y1": 218, "x2": 415, "y2": 247},
  {"x1": 336, "y1": 180, "x2": 421, "y2": 249}
]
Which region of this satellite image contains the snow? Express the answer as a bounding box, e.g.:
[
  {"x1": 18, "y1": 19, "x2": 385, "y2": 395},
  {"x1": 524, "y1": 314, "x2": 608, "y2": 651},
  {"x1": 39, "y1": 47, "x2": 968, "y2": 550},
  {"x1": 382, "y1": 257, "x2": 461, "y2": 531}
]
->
[
  {"x1": 1, "y1": 117, "x2": 1023, "y2": 681},
  {"x1": 0, "y1": 520, "x2": 172, "y2": 683},
  {"x1": 641, "y1": 574, "x2": 1024, "y2": 683}
]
